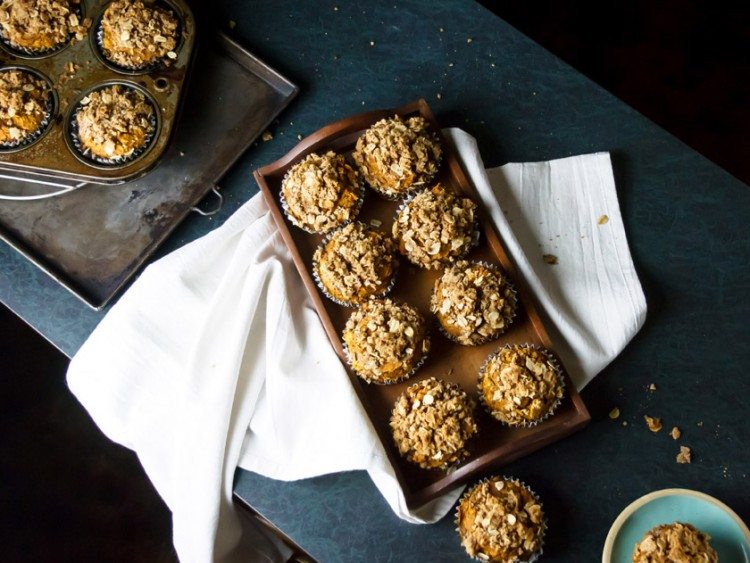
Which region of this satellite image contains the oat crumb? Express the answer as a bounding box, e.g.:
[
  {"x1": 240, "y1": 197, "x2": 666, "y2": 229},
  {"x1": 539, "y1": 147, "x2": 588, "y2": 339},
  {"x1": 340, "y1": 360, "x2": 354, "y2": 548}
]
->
[
  {"x1": 543, "y1": 254, "x2": 558, "y2": 265},
  {"x1": 598, "y1": 214, "x2": 609, "y2": 225},
  {"x1": 622, "y1": 421, "x2": 628, "y2": 426},
  {"x1": 645, "y1": 415, "x2": 663, "y2": 433},
  {"x1": 670, "y1": 426, "x2": 681, "y2": 440},
  {"x1": 228, "y1": 20, "x2": 236, "y2": 29},
  {"x1": 697, "y1": 421, "x2": 704, "y2": 427},
  {"x1": 676, "y1": 446, "x2": 692, "y2": 464},
  {"x1": 369, "y1": 40, "x2": 375, "y2": 46},
  {"x1": 649, "y1": 383, "x2": 656, "y2": 391},
  {"x1": 467, "y1": 37, "x2": 473, "y2": 43},
  {"x1": 609, "y1": 407, "x2": 620, "y2": 420},
  {"x1": 296, "y1": 134, "x2": 302, "y2": 140},
  {"x1": 436, "y1": 92, "x2": 442, "y2": 99},
  {"x1": 261, "y1": 130, "x2": 273, "y2": 142}
]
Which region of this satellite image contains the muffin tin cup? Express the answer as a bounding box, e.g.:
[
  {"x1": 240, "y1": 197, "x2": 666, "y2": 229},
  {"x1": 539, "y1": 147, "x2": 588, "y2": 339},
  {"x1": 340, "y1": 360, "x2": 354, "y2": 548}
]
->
[
  {"x1": 0, "y1": 66, "x2": 57, "y2": 153},
  {"x1": 392, "y1": 189, "x2": 481, "y2": 270},
  {"x1": 311, "y1": 222, "x2": 398, "y2": 307},
  {"x1": 65, "y1": 81, "x2": 160, "y2": 169},
  {"x1": 433, "y1": 260, "x2": 519, "y2": 347},
  {"x1": 455, "y1": 476, "x2": 547, "y2": 563},
  {"x1": 0, "y1": 1, "x2": 85, "y2": 59},
  {"x1": 477, "y1": 343, "x2": 566, "y2": 429}
]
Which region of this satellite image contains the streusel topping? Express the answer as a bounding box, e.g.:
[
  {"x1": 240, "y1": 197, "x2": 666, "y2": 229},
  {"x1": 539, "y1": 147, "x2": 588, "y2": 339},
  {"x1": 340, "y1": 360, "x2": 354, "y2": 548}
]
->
[
  {"x1": 632, "y1": 523, "x2": 717, "y2": 563},
  {"x1": 458, "y1": 478, "x2": 545, "y2": 562},
  {"x1": 343, "y1": 298, "x2": 429, "y2": 384},
  {"x1": 393, "y1": 183, "x2": 477, "y2": 269},
  {"x1": 0, "y1": 0, "x2": 89, "y2": 51},
  {"x1": 479, "y1": 345, "x2": 563, "y2": 426},
  {"x1": 313, "y1": 222, "x2": 396, "y2": 305},
  {"x1": 282, "y1": 151, "x2": 362, "y2": 233},
  {"x1": 431, "y1": 260, "x2": 516, "y2": 345},
  {"x1": 390, "y1": 377, "x2": 476, "y2": 469},
  {"x1": 0, "y1": 69, "x2": 49, "y2": 144},
  {"x1": 352, "y1": 115, "x2": 441, "y2": 199}
]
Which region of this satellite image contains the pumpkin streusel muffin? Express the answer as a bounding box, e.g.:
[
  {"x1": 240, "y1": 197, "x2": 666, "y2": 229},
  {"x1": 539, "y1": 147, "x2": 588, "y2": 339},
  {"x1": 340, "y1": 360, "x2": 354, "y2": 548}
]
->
[
  {"x1": 352, "y1": 114, "x2": 441, "y2": 199},
  {"x1": 0, "y1": 0, "x2": 89, "y2": 53},
  {"x1": 632, "y1": 522, "x2": 717, "y2": 563},
  {"x1": 457, "y1": 477, "x2": 545, "y2": 563},
  {"x1": 342, "y1": 298, "x2": 430, "y2": 384},
  {"x1": 478, "y1": 345, "x2": 564, "y2": 427},
  {"x1": 431, "y1": 260, "x2": 517, "y2": 346},
  {"x1": 281, "y1": 151, "x2": 363, "y2": 234},
  {"x1": 0, "y1": 68, "x2": 51, "y2": 146},
  {"x1": 74, "y1": 84, "x2": 155, "y2": 161},
  {"x1": 100, "y1": 0, "x2": 179, "y2": 69},
  {"x1": 390, "y1": 377, "x2": 476, "y2": 469},
  {"x1": 392, "y1": 183, "x2": 477, "y2": 269},
  {"x1": 313, "y1": 222, "x2": 396, "y2": 306}
]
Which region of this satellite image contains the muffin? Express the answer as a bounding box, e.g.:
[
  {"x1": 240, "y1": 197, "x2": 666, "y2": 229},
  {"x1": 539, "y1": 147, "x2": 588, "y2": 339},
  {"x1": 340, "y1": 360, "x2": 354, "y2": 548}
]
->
[
  {"x1": 100, "y1": 0, "x2": 180, "y2": 69},
  {"x1": 342, "y1": 298, "x2": 430, "y2": 384},
  {"x1": 0, "y1": 69, "x2": 51, "y2": 146},
  {"x1": 392, "y1": 183, "x2": 477, "y2": 269},
  {"x1": 352, "y1": 115, "x2": 441, "y2": 199},
  {"x1": 281, "y1": 151, "x2": 363, "y2": 233},
  {"x1": 431, "y1": 260, "x2": 517, "y2": 345},
  {"x1": 390, "y1": 377, "x2": 476, "y2": 469},
  {"x1": 478, "y1": 345, "x2": 564, "y2": 427},
  {"x1": 74, "y1": 84, "x2": 155, "y2": 161},
  {"x1": 633, "y1": 522, "x2": 718, "y2": 563},
  {"x1": 457, "y1": 477, "x2": 545, "y2": 563},
  {"x1": 313, "y1": 222, "x2": 396, "y2": 306},
  {"x1": 0, "y1": 0, "x2": 89, "y2": 53}
]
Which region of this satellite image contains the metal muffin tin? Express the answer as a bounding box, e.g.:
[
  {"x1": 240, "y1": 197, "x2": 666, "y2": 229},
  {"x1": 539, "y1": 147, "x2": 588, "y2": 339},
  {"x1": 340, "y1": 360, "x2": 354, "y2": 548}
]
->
[{"x1": 0, "y1": 0, "x2": 195, "y2": 185}]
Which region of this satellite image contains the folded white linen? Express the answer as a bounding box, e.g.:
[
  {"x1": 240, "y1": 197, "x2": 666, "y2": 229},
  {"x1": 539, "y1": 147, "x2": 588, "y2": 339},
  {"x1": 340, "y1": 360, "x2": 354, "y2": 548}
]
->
[{"x1": 67, "y1": 128, "x2": 646, "y2": 562}]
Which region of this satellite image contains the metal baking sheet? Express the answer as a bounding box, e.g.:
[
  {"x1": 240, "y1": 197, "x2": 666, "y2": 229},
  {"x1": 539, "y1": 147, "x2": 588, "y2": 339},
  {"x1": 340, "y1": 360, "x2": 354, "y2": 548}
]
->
[{"x1": 0, "y1": 33, "x2": 298, "y2": 309}]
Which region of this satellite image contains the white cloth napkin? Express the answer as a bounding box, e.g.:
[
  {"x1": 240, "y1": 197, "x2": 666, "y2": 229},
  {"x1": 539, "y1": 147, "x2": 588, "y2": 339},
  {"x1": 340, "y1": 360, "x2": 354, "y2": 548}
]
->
[{"x1": 67, "y1": 128, "x2": 646, "y2": 562}]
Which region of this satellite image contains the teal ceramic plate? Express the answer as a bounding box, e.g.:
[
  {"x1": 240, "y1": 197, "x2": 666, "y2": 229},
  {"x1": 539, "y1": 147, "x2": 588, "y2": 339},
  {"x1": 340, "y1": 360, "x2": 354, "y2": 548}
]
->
[{"x1": 603, "y1": 489, "x2": 750, "y2": 563}]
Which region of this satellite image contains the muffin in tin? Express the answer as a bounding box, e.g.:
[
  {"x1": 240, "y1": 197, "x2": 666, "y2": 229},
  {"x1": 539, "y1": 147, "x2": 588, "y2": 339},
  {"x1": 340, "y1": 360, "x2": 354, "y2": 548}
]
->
[
  {"x1": 313, "y1": 222, "x2": 397, "y2": 307},
  {"x1": 73, "y1": 84, "x2": 155, "y2": 162},
  {"x1": 99, "y1": 0, "x2": 180, "y2": 70},
  {"x1": 352, "y1": 114, "x2": 441, "y2": 199},
  {"x1": 457, "y1": 477, "x2": 545, "y2": 563},
  {"x1": 281, "y1": 151, "x2": 363, "y2": 234},
  {"x1": 431, "y1": 260, "x2": 517, "y2": 346},
  {"x1": 0, "y1": 68, "x2": 52, "y2": 146},
  {"x1": 392, "y1": 183, "x2": 477, "y2": 269},
  {"x1": 478, "y1": 345, "x2": 564, "y2": 427},
  {"x1": 632, "y1": 522, "x2": 717, "y2": 563},
  {"x1": 0, "y1": 0, "x2": 89, "y2": 53},
  {"x1": 342, "y1": 298, "x2": 430, "y2": 384},
  {"x1": 390, "y1": 377, "x2": 477, "y2": 470}
]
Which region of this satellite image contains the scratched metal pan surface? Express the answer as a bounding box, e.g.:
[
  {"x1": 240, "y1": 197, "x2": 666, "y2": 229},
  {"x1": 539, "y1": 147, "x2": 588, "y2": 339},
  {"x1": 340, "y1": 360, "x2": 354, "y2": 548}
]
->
[
  {"x1": 0, "y1": 33, "x2": 298, "y2": 309},
  {"x1": 0, "y1": 0, "x2": 195, "y2": 185}
]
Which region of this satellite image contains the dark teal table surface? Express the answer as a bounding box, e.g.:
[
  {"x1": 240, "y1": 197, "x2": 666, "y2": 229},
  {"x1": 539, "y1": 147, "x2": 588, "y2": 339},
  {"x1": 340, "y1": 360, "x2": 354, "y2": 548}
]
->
[{"x1": 2, "y1": 1, "x2": 749, "y2": 561}]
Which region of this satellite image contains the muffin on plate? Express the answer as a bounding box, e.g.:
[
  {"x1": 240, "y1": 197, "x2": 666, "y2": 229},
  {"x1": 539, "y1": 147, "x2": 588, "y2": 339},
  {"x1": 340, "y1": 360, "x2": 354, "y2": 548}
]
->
[
  {"x1": 100, "y1": 0, "x2": 180, "y2": 69},
  {"x1": 392, "y1": 183, "x2": 477, "y2": 269},
  {"x1": 431, "y1": 260, "x2": 517, "y2": 346},
  {"x1": 313, "y1": 222, "x2": 396, "y2": 306},
  {"x1": 352, "y1": 114, "x2": 441, "y2": 199},
  {"x1": 478, "y1": 345, "x2": 564, "y2": 427},
  {"x1": 74, "y1": 84, "x2": 155, "y2": 161},
  {"x1": 390, "y1": 377, "x2": 476, "y2": 470},
  {"x1": 0, "y1": 0, "x2": 89, "y2": 53},
  {"x1": 281, "y1": 151, "x2": 363, "y2": 233},
  {"x1": 457, "y1": 477, "x2": 545, "y2": 563},
  {"x1": 0, "y1": 68, "x2": 51, "y2": 146},
  {"x1": 632, "y1": 522, "x2": 718, "y2": 563},
  {"x1": 342, "y1": 298, "x2": 430, "y2": 384}
]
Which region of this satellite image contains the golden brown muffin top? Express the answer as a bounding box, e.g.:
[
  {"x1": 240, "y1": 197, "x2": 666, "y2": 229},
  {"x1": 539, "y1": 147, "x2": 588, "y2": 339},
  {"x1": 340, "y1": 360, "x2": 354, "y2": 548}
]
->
[
  {"x1": 632, "y1": 523, "x2": 717, "y2": 563},
  {"x1": 75, "y1": 84, "x2": 154, "y2": 159},
  {"x1": 479, "y1": 345, "x2": 563, "y2": 426},
  {"x1": 352, "y1": 115, "x2": 441, "y2": 198},
  {"x1": 343, "y1": 298, "x2": 429, "y2": 384},
  {"x1": 393, "y1": 183, "x2": 476, "y2": 269},
  {"x1": 458, "y1": 478, "x2": 545, "y2": 562},
  {"x1": 0, "y1": 0, "x2": 88, "y2": 51},
  {"x1": 0, "y1": 69, "x2": 49, "y2": 142},
  {"x1": 390, "y1": 377, "x2": 476, "y2": 469},
  {"x1": 431, "y1": 260, "x2": 516, "y2": 345},
  {"x1": 101, "y1": 0, "x2": 179, "y2": 68},
  {"x1": 282, "y1": 151, "x2": 362, "y2": 233}
]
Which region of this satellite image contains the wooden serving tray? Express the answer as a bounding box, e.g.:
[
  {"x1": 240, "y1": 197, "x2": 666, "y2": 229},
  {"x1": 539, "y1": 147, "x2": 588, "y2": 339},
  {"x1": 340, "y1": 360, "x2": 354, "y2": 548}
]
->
[{"x1": 255, "y1": 99, "x2": 590, "y2": 509}]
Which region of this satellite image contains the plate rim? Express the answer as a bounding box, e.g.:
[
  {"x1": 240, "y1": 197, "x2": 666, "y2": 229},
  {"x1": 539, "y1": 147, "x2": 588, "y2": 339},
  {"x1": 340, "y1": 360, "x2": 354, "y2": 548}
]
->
[{"x1": 601, "y1": 487, "x2": 750, "y2": 563}]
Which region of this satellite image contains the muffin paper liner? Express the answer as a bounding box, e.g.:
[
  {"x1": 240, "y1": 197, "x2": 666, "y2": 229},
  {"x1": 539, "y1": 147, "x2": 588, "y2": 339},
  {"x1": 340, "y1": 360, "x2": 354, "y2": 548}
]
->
[
  {"x1": 433, "y1": 260, "x2": 519, "y2": 347},
  {"x1": 477, "y1": 343, "x2": 566, "y2": 429},
  {"x1": 67, "y1": 84, "x2": 159, "y2": 167},
  {"x1": 392, "y1": 188, "x2": 480, "y2": 270},
  {"x1": 0, "y1": 3, "x2": 83, "y2": 59},
  {"x1": 311, "y1": 222, "x2": 397, "y2": 307},
  {"x1": 279, "y1": 173, "x2": 366, "y2": 234},
  {"x1": 0, "y1": 69, "x2": 56, "y2": 152},
  {"x1": 455, "y1": 476, "x2": 547, "y2": 563}
]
